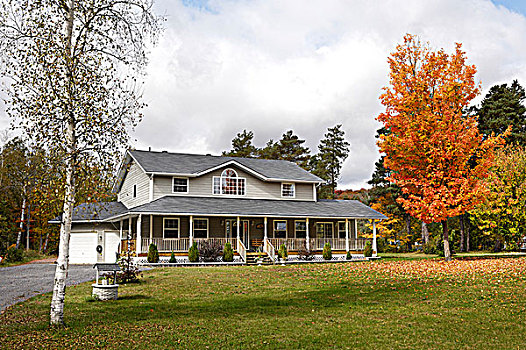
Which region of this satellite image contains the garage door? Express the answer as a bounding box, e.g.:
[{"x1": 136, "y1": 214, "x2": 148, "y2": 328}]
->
[
  {"x1": 104, "y1": 231, "x2": 121, "y2": 263},
  {"x1": 69, "y1": 232, "x2": 97, "y2": 264}
]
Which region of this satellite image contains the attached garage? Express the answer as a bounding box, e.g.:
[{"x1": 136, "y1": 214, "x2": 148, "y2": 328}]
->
[{"x1": 69, "y1": 232, "x2": 98, "y2": 264}]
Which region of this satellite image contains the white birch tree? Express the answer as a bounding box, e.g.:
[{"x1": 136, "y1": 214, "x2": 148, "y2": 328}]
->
[{"x1": 0, "y1": 0, "x2": 161, "y2": 326}]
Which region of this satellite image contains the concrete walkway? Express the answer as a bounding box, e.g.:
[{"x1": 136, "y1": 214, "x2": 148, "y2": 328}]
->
[{"x1": 0, "y1": 263, "x2": 94, "y2": 312}]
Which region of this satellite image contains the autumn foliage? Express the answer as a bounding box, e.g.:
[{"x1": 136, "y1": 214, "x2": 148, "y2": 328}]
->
[{"x1": 377, "y1": 34, "x2": 508, "y2": 260}]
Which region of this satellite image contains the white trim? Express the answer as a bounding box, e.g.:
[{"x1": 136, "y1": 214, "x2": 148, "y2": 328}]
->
[
  {"x1": 172, "y1": 177, "x2": 189, "y2": 194},
  {"x1": 193, "y1": 217, "x2": 209, "y2": 239},
  {"x1": 162, "y1": 217, "x2": 180, "y2": 239},
  {"x1": 143, "y1": 192, "x2": 315, "y2": 202},
  {"x1": 100, "y1": 212, "x2": 386, "y2": 223},
  {"x1": 273, "y1": 220, "x2": 287, "y2": 239},
  {"x1": 149, "y1": 175, "x2": 154, "y2": 202},
  {"x1": 313, "y1": 183, "x2": 317, "y2": 201},
  {"x1": 281, "y1": 183, "x2": 295, "y2": 198},
  {"x1": 294, "y1": 219, "x2": 307, "y2": 238}
]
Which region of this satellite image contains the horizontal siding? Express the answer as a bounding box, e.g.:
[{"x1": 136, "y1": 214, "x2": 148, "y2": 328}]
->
[
  {"x1": 152, "y1": 165, "x2": 314, "y2": 201},
  {"x1": 119, "y1": 161, "x2": 150, "y2": 209}
]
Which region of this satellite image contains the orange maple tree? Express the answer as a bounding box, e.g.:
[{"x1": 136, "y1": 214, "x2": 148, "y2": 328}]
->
[{"x1": 377, "y1": 34, "x2": 508, "y2": 261}]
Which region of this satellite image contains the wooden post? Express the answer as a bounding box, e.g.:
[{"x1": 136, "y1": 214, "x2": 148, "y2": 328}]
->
[
  {"x1": 372, "y1": 220, "x2": 377, "y2": 257},
  {"x1": 306, "y1": 218, "x2": 310, "y2": 250},
  {"x1": 354, "y1": 219, "x2": 358, "y2": 240},
  {"x1": 136, "y1": 214, "x2": 142, "y2": 256},
  {"x1": 128, "y1": 216, "x2": 132, "y2": 252},
  {"x1": 189, "y1": 215, "x2": 194, "y2": 246},
  {"x1": 119, "y1": 220, "x2": 123, "y2": 253},
  {"x1": 149, "y1": 214, "x2": 153, "y2": 244},
  {"x1": 345, "y1": 218, "x2": 349, "y2": 252},
  {"x1": 264, "y1": 217, "x2": 268, "y2": 240},
  {"x1": 237, "y1": 216, "x2": 240, "y2": 251}
]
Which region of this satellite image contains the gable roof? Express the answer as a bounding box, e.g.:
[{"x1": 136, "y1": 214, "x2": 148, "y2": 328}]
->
[{"x1": 128, "y1": 150, "x2": 322, "y2": 182}]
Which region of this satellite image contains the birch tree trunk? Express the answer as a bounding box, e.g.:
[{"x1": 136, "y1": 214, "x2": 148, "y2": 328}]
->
[
  {"x1": 421, "y1": 222, "x2": 429, "y2": 244},
  {"x1": 459, "y1": 214, "x2": 465, "y2": 252},
  {"x1": 442, "y1": 220, "x2": 451, "y2": 262},
  {"x1": 15, "y1": 194, "x2": 26, "y2": 249},
  {"x1": 50, "y1": 0, "x2": 75, "y2": 326}
]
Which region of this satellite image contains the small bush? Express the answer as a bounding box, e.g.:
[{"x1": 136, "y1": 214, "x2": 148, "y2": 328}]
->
[
  {"x1": 169, "y1": 251, "x2": 176, "y2": 263},
  {"x1": 298, "y1": 244, "x2": 314, "y2": 261},
  {"x1": 322, "y1": 242, "x2": 332, "y2": 260},
  {"x1": 6, "y1": 245, "x2": 24, "y2": 263},
  {"x1": 117, "y1": 253, "x2": 142, "y2": 284},
  {"x1": 188, "y1": 242, "x2": 199, "y2": 262},
  {"x1": 346, "y1": 251, "x2": 352, "y2": 260},
  {"x1": 147, "y1": 244, "x2": 159, "y2": 263},
  {"x1": 199, "y1": 241, "x2": 223, "y2": 262},
  {"x1": 278, "y1": 244, "x2": 288, "y2": 260},
  {"x1": 364, "y1": 241, "x2": 373, "y2": 257},
  {"x1": 423, "y1": 241, "x2": 436, "y2": 255},
  {"x1": 223, "y1": 242, "x2": 234, "y2": 262}
]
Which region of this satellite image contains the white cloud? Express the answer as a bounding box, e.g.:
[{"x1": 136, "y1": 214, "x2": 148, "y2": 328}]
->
[{"x1": 2, "y1": 0, "x2": 525, "y2": 189}]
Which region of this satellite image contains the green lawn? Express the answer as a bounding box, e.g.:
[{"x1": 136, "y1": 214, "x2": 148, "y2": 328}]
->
[
  {"x1": 0, "y1": 250, "x2": 55, "y2": 267},
  {"x1": 2, "y1": 258, "x2": 526, "y2": 349}
]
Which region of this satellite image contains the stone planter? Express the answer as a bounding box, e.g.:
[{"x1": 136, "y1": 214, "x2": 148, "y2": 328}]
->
[{"x1": 92, "y1": 284, "x2": 119, "y2": 300}]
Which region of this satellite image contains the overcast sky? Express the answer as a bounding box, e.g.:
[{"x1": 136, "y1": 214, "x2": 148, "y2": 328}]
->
[{"x1": 1, "y1": 0, "x2": 526, "y2": 189}]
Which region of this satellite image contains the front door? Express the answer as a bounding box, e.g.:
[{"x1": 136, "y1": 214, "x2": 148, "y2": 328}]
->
[{"x1": 225, "y1": 219, "x2": 249, "y2": 247}]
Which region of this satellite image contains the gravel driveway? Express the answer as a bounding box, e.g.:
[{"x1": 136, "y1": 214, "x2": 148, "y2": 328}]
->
[{"x1": 0, "y1": 263, "x2": 94, "y2": 311}]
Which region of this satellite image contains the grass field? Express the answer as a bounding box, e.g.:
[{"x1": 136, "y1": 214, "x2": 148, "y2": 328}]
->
[{"x1": 2, "y1": 258, "x2": 526, "y2": 349}]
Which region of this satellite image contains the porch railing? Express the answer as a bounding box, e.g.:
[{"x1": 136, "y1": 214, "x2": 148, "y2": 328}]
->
[
  {"x1": 269, "y1": 238, "x2": 307, "y2": 251},
  {"x1": 141, "y1": 237, "x2": 237, "y2": 253},
  {"x1": 263, "y1": 238, "x2": 276, "y2": 263},
  {"x1": 140, "y1": 237, "x2": 367, "y2": 254},
  {"x1": 237, "y1": 238, "x2": 247, "y2": 262}
]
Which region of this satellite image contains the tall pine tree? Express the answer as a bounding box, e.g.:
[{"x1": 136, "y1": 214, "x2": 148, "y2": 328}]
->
[{"x1": 222, "y1": 130, "x2": 259, "y2": 158}]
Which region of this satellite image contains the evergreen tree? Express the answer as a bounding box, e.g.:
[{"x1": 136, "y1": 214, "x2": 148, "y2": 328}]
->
[
  {"x1": 258, "y1": 139, "x2": 280, "y2": 159},
  {"x1": 222, "y1": 130, "x2": 259, "y2": 158},
  {"x1": 315, "y1": 125, "x2": 350, "y2": 198},
  {"x1": 474, "y1": 80, "x2": 526, "y2": 145},
  {"x1": 275, "y1": 130, "x2": 310, "y2": 168}
]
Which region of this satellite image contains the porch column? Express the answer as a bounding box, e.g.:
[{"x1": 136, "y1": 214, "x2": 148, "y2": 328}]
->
[
  {"x1": 236, "y1": 216, "x2": 240, "y2": 251},
  {"x1": 189, "y1": 215, "x2": 194, "y2": 246},
  {"x1": 119, "y1": 220, "x2": 123, "y2": 253},
  {"x1": 354, "y1": 219, "x2": 358, "y2": 240},
  {"x1": 345, "y1": 218, "x2": 349, "y2": 252},
  {"x1": 128, "y1": 216, "x2": 132, "y2": 254},
  {"x1": 372, "y1": 219, "x2": 377, "y2": 257},
  {"x1": 264, "y1": 217, "x2": 268, "y2": 240},
  {"x1": 149, "y1": 214, "x2": 153, "y2": 244},
  {"x1": 306, "y1": 218, "x2": 310, "y2": 250},
  {"x1": 136, "y1": 214, "x2": 142, "y2": 256}
]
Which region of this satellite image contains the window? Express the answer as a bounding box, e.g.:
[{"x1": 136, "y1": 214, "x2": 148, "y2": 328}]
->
[
  {"x1": 173, "y1": 177, "x2": 188, "y2": 193},
  {"x1": 194, "y1": 218, "x2": 208, "y2": 238},
  {"x1": 338, "y1": 221, "x2": 346, "y2": 239},
  {"x1": 274, "y1": 220, "x2": 287, "y2": 238},
  {"x1": 163, "y1": 218, "x2": 179, "y2": 239},
  {"x1": 295, "y1": 220, "x2": 307, "y2": 238},
  {"x1": 316, "y1": 223, "x2": 333, "y2": 239},
  {"x1": 281, "y1": 183, "x2": 295, "y2": 198},
  {"x1": 133, "y1": 184, "x2": 137, "y2": 198},
  {"x1": 213, "y1": 168, "x2": 246, "y2": 196}
]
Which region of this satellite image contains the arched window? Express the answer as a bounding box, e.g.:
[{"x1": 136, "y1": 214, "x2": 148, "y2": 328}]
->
[{"x1": 213, "y1": 168, "x2": 246, "y2": 195}]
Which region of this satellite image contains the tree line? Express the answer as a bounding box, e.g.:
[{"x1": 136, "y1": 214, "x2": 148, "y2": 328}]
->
[{"x1": 222, "y1": 125, "x2": 350, "y2": 198}]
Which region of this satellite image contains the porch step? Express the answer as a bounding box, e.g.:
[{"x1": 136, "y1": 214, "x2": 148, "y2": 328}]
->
[{"x1": 245, "y1": 253, "x2": 274, "y2": 265}]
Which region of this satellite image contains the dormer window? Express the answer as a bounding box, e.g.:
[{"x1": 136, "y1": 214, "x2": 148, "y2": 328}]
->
[
  {"x1": 281, "y1": 183, "x2": 295, "y2": 198},
  {"x1": 213, "y1": 168, "x2": 246, "y2": 196},
  {"x1": 173, "y1": 177, "x2": 189, "y2": 193}
]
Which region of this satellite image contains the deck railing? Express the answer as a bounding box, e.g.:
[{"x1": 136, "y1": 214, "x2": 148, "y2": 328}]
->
[
  {"x1": 263, "y1": 238, "x2": 276, "y2": 263},
  {"x1": 269, "y1": 238, "x2": 307, "y2": 251}
]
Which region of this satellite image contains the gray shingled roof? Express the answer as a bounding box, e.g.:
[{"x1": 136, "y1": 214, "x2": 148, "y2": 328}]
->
[
  {"x1": 127, "y1": 196, "x2": 387, "y2": 219},
  {"x1": 129, "y1": 150, "x2": 322, "y2": 182},
  {"x1": 49, "y1": 202, "x2": 128, "y2": 223}
]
